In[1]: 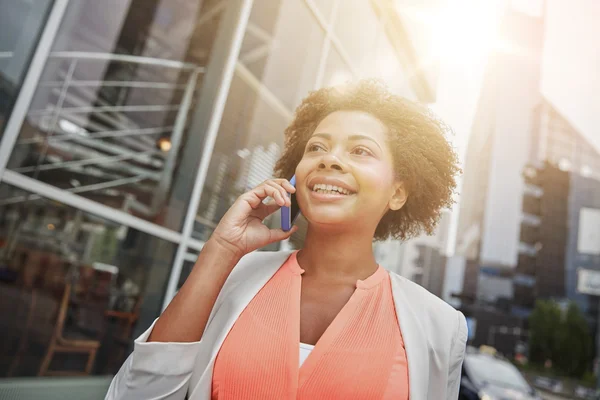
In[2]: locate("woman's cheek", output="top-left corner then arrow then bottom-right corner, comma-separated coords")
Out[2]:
362,167 -> 394,191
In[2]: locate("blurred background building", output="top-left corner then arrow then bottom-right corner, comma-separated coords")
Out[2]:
455,1 -> 600,362
0,0 -> 444,393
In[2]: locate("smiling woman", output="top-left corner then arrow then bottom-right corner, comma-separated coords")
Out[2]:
275,80 -> 461,240
106,80 -> 467,400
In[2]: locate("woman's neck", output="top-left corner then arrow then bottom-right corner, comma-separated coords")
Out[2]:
296,225 -> 379,283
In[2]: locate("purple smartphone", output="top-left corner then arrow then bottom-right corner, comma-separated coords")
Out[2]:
281,175 -> 300,231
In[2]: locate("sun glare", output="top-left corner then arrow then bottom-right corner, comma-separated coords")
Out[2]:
435,0 -> 503,65
400,0 -> 504,71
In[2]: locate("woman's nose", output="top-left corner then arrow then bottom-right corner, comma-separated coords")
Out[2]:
319,153 -> 345,171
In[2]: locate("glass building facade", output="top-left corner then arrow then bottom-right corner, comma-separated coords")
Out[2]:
0,0 -> 435,393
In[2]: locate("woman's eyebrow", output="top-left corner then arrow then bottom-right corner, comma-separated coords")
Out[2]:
310,132 -> 382,151
311,132 -> 382,150
348,134 -> 382,151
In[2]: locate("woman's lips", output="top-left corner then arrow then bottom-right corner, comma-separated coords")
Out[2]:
308,189 -> 354,202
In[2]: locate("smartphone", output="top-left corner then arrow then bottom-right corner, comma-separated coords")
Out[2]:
281,175 -> 300,231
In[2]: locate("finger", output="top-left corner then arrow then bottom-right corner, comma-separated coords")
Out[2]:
281,179 -> 296,194
268,225 -> 299,243
265,181 -> 290,207
268,178 -> 296,193
272,189 -> 285,206
262,183 -> 286,206
263,199 -> 277,206
244,184 -> 284,208
275,178 -> 296,195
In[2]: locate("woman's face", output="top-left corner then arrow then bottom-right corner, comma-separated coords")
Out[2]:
294,110 -> 407,234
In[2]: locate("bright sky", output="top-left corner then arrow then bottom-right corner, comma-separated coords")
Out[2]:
541,0 -> 600,154
396,0 -> 507,158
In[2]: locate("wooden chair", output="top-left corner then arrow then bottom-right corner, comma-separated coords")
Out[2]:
38,267 -> 103,376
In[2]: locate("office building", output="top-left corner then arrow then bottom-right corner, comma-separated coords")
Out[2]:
520,102 -> 600,316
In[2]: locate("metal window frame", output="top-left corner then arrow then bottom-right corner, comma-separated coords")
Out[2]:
311,0 -> 343,88
2,170 -> 185,244
162,0 -> 255,309
304,0 -> 357,77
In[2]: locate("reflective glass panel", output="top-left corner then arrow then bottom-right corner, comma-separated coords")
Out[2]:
0,183 -> 176,377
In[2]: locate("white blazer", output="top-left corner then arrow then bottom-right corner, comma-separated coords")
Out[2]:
106,250 -> 467,400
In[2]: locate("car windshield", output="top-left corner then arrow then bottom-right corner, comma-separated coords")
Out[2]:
465,354 -> 531,393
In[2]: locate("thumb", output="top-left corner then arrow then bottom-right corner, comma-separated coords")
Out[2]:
268,225 -> 298,243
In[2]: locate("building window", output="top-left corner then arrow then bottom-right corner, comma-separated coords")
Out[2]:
4,0 -> 224,232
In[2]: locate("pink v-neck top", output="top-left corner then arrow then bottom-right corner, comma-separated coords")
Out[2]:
211,252 -> 409,399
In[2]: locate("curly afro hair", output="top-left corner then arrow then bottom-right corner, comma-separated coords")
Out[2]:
273,79 -> 460,241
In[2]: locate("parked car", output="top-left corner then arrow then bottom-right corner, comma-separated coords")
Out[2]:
532,376 -> 563,393
459,352 -> 542,400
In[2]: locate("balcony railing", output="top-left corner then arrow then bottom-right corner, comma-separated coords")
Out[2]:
4,51 -> 204,216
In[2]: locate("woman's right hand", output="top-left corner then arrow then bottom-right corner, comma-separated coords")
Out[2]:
210,179 -> 298,259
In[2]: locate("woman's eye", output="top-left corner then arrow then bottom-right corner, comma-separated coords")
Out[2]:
307,143 -> 326,152
352,147 -> 372,156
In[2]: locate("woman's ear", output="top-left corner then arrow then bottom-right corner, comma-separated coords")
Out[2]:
389,182 -> 408,211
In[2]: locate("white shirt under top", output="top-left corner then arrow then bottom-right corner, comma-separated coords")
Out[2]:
299,342 -> 315,367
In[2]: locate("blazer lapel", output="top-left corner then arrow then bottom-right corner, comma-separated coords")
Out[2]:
390,273 -> 430,400
188,250 -> 294,399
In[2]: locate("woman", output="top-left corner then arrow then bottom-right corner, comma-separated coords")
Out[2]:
106,80 -> 467,400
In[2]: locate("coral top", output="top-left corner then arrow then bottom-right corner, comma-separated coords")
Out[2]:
212,252 -> 409,399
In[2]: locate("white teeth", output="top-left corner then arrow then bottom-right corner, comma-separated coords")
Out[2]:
311,183 -> 352,195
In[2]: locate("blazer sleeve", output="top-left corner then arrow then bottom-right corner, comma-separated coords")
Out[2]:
105,319 -> 202,400
446,311 -> 468,400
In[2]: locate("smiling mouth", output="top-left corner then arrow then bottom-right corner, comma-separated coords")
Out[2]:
311,183 -> 355,195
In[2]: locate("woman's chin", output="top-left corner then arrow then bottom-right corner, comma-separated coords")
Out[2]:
304,214 -> 355,231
